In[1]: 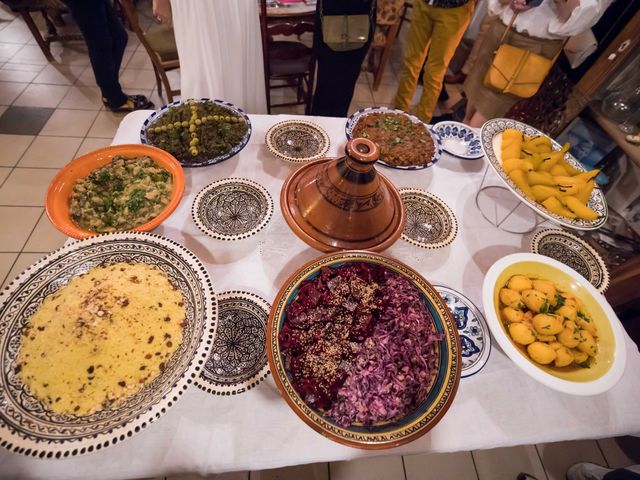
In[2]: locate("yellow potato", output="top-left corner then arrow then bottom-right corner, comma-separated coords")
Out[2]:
559,293 -> 577,308
553,175 -> 589,186
576,312 -> 597,336
537,334 -> 556,342
500,288 -> 524,309
532,313 -> 563,335
541,197 -> 577,218
537,150 -> 563,172
548,341 -> 563,350
558,158 -> 583,175
502,306 -> 524,323
532,279 -> 557,306
522,289 -> 547,313
523,135 -> 552,153
557,320 -> 580,348
556,184 -> 581,197
507,275 -> 533,292
563,196 -> 599,221
532,185 -> 562,202
556,305 -> 577,322
527,171 -> 557,186
549,164 -> 570,176
503,158 -> 534,174
527,342 -> 557,365
501,129 -> 523,160
507,169 -> 536,201
554,346 -> 574,367
577,330 -> 597,357
575,180 -> 595,204
509,322 -> 537,345
572,169 -> 599,183
571,349 -> 589,364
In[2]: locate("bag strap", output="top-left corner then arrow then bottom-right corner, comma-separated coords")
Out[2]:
497,12 -> 569,63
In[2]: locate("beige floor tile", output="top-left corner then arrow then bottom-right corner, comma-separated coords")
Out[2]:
0,251 -> 18,285
0,168 -> 58,206
58,85 -> 104,110
0,42 -> 22,61
598,437 -> 640,468
0,166 -> 9,184
0,105 -> 6,116
18,135 -> 82,168
1,62 -> 44,72
2,252 -> 47,288
75,137 -> 112,157
75,65 -> 98,87
32,63 -> 86,85
13,83 -> 70,108
0,134 -> 34,166
473,445 -> 546,480
0,25 -> 31,44
0,80 -> 26,104
251,463 -> 328,480
331,456 -> 405,480
537,440 -> 607,480
10,44 -> 50,65
404,451 -> 477,480
22,213 -> 68,253
87,110 -> 126,138
352,83 -> 374,105
0,66 -> 39,82
119,67 -> 157,90
40,109 -> 99,137
166,472 -> 249,480
0,206 -> 42,251
125,49 -> 154,70
51,43 -> 91,66
372,84 -> 399,105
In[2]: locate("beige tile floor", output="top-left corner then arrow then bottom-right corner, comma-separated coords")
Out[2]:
0,3 -> 639,480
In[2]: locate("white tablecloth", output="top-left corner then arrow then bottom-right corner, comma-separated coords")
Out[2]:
2,113 -> 639,479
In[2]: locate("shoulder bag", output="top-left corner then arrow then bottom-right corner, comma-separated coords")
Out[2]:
320,0 -> 374,52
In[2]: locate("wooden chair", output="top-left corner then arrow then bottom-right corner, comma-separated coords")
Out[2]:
259,0 -> 316,114
117,0 -> 180,102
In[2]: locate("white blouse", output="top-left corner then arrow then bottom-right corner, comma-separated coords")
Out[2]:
488,0 -> 613,39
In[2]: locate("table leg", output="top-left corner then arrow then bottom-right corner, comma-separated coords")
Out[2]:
19,10 -> 54,62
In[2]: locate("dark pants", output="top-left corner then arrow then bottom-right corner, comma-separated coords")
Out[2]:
63,0 -> 128,108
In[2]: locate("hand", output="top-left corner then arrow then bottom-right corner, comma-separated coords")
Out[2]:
510,0 -> 535,12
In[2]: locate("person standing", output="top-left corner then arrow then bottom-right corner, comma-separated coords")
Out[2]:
394,0 -> 474,123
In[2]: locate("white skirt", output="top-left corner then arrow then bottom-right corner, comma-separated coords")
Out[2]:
170,0 -> 267,114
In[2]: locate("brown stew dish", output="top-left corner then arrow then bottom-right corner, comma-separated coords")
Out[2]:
352,113 -> 435,167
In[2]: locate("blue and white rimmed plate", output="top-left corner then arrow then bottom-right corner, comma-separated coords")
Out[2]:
140,98 -> 252,168
480,118 -> 607,231
434,285 -> 491,378
0,232 -> 217,458
432,121 -> 482,159
345,107 -> 443,170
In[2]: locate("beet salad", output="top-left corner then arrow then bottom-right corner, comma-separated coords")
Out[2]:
279,262 -> 442,427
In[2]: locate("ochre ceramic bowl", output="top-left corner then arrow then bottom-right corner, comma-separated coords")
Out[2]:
46,144 -> 185,239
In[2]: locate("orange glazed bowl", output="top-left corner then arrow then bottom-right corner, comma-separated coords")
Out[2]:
46,144 -> 185,239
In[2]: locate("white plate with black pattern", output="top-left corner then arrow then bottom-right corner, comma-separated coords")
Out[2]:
0,232 -> 217,458
266,120 -> 330,164
435,285 -> 491,378
195,291 -> 270,395
399,188 -> 458,249
480,118 -> 608,231
192,178 -> 274,241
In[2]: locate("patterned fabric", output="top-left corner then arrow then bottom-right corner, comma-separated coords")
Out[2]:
426,0 -> 470,8
376,0 -> 405,25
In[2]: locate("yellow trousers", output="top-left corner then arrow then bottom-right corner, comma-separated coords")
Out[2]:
394,1 -> 474,122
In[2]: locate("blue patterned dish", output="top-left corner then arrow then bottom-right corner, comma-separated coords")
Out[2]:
345,107 -> 443,170
434,285 -> 491,378
140,98 -> 252,168
432,121 -> 483,159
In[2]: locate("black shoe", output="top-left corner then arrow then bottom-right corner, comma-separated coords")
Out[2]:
103,95 -> 154,112
430,113 -> 454,124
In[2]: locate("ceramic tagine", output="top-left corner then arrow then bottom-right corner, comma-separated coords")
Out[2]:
280,137 -> 406,252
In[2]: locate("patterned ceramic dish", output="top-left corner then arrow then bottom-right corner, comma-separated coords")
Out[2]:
399,189 -> 458,249
0,232 -> 217,458
482,253 -> 625,395
140,98 -> 252,168
432,121 -> 483,159
267,251 -> 461,449
434,285 -> 491,378
192,178 -> 274,241
480,118 -> 607,230
531,229 -> 610,293
265,120 -> 330,164
345,107 -> 443,170
195,291 -> 270,396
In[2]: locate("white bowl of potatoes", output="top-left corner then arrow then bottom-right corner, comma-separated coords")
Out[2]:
482,253 -> 626,395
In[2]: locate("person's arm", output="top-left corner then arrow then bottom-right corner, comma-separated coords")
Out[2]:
553,0 -> 579,22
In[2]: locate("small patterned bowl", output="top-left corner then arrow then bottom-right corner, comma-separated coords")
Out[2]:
265,120 -> 330,164
432,121 -> 483,159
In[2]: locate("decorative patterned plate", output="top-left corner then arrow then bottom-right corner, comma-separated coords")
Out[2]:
434,285 -> 491,378
195,291 -> 270,395
265,120 -> 330,164
399,188 -> 458,249
267,251 -> 461,449
0,232 -> 217,458
140,98 -> 252,168
432,121 -> 483,159
531,229 -> 610,293
345,107 -> 443,170
480,118 -> 608,230
192,178 -> 274,241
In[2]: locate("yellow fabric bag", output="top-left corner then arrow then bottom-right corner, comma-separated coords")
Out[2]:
484,14 -> 564,98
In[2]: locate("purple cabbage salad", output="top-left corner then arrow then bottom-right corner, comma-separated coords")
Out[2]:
279,262 -> 442,427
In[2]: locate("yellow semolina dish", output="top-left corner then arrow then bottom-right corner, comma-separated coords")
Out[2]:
16,262 -> 185,416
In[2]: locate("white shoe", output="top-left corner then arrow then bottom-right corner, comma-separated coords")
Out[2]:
566,462 -> 613,480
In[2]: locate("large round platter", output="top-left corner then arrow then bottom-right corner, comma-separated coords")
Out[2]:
434,285 -> 491,378
0,232 -> 217,457
192,178 -> 274,241
140,98 -> 252,168
482,253 -> 625,396
480,118 -> 607,230
195,291 -> 270,396
531,229 -> 610,293
399,188 -> 458,249
267,251 -> 461,449
265,120 -> 330,164
345,107 -> 443,170
432,121 -> 483,159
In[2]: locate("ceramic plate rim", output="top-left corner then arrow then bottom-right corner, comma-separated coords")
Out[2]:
481,252 -> 626,396
432,121 -> 483,160
191,177 -> 274,241
265,120 -> 331,164
398,188 -> 458,249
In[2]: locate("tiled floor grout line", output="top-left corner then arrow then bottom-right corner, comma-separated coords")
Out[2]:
327,461 -> 331,480
533,445 -> 551,480
0,134 -> 37,190
470,451 -> 481,480
0,208 -> 44,286
595,439 -> 610,468
400,455 -> 408,480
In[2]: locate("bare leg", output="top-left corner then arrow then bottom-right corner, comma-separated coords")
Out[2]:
463,101 -> 477,124
468,110 -> 487,128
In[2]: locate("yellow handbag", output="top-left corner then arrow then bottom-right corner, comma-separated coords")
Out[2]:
484,14 -> 566,98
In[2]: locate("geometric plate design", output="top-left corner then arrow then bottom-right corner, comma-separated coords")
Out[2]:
432,120 -> 483,160
399,188 -> 458,249
265,120 -> 330,164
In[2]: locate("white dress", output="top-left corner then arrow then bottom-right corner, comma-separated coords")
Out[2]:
170,0 -> 267,114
